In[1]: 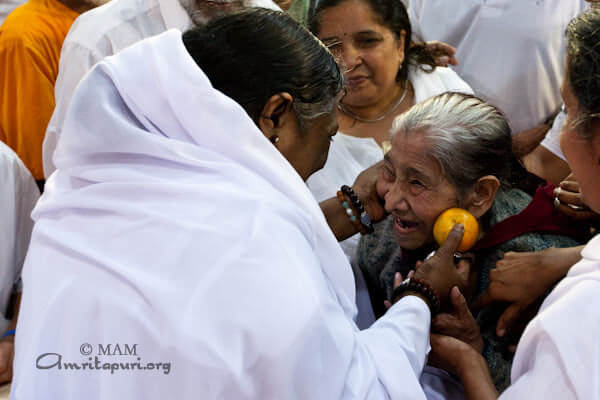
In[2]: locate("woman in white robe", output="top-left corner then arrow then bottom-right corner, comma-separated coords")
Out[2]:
11,9 -> 469,399
429,10 -> 600,399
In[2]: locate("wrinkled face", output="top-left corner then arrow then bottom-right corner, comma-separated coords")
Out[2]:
378,132 -> 462,250
317,0 -> 405,108
288,108 -> 339,181
560,73 -> 600,213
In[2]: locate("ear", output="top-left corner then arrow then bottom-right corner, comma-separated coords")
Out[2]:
396,30 -> 406,64
258,92 -> 294,142
464,176 -> 500,219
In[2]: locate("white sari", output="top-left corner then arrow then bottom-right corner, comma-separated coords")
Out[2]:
12,30 -> 431,399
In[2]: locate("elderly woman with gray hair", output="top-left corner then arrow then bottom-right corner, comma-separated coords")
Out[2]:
357,92 -> 583,393
423,9 -> 600,399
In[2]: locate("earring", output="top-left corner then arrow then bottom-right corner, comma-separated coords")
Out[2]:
270,135 -> 280,144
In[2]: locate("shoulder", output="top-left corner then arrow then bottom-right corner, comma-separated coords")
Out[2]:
63,0 -> 163,55
409,65 -> 473,101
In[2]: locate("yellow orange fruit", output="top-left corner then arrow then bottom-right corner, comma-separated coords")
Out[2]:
433,208 -> 479,252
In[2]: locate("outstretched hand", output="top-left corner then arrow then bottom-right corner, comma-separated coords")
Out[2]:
352,161 -> 387,223
554,173 -> 599,221
433,286 -> 483,353
413,224 -> 472,307
423,41 -> 459,67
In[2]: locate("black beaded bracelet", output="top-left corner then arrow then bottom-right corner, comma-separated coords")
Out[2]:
340,185 -> 374,234
391,277 -> 441,315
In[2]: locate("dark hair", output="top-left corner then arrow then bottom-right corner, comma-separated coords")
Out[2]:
566,10 -> 600,138
182,8 -> 343,129
309,0 -> 436,82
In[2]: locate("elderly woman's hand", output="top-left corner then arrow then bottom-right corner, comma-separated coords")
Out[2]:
554,173 -> 600,221
412,224 -> 472,308
352,161 -> 387,223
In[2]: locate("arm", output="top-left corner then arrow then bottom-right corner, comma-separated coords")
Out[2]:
320,161 -> 387,242
0,38 -> 56,180
473,246 -> 583,338
522,145 -> 570,185
43,41 -> 102,177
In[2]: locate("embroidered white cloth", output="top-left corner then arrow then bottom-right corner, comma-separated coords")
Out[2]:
500,234 -> 600,399
41,0 -> 280,177
13,30 -> 432,399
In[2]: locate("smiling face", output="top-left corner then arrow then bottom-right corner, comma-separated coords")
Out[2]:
316,0 -> 405,110
377,132 -> 463,250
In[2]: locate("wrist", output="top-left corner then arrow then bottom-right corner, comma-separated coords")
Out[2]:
455,344 -> 487,378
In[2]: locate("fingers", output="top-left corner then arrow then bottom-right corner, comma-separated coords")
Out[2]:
456,258 -> 472,283
471,289 -> 493,312
435,224 -> 464,260
384,300 -> 392,310
393,272 -> 403,290
450,286 -> 469,316
559,179 -> 580,193
555,186 -> 587,208
496,302 -> 524,337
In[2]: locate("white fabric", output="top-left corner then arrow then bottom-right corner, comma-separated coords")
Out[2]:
0,142 -> 39,331
42,0 -> 280,177
540,109 -> 567,161
409,0 -> 586,134
500,234 -> 600,399
0,0 -> 24,25
13,30 -> 432,399
307,66 -> 472,261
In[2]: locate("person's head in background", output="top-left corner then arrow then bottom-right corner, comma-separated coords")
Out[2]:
183,8 -> 343,180
309,0 -> 435,112
561,9 -> 600,212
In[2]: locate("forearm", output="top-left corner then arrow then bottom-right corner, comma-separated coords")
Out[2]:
522,145 -> 570,185
319,197 -> 359,241
544,246 -> 584,282
512,124 -> 551,158
456,348 -> 498,400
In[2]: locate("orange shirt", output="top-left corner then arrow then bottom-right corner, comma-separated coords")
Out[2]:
0,0 -> 78,180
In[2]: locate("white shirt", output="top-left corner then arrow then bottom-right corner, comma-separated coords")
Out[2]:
13,30 -> 432,399
500,234 -> 600,399
42,0 -> 280,177
0,142 -> 39,332
0,0 -> 24,25
540,109 -> 566,161
409,0 -> 586,134
307,66 -> 472,261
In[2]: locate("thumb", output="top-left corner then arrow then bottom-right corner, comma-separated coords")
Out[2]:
450,286 -> 469,316
496,303 -> 523,337
436,224 -> 464,260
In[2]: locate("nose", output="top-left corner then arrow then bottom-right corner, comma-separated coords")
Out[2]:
384,183 -> 410,213
341,42 -> 361,73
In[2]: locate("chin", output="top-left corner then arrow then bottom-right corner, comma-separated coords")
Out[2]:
393,234 -> 427,251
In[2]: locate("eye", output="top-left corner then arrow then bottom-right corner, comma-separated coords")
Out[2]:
356,37 -> 381,48
409,179 -> 424,187
381,164 -> 395,181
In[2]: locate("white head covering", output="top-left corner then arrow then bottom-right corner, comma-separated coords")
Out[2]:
14,29 -> 435,400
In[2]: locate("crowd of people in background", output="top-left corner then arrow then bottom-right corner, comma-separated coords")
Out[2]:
0,0 -> 599,398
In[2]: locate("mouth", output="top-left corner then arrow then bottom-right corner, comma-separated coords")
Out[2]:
345,76 -> 368,89
393,216 -> 421,234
